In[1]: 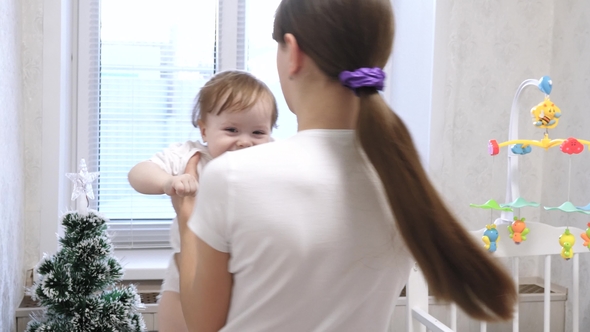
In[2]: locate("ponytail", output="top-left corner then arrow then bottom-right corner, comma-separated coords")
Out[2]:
272,0 -> 517,320
356,90 -> 517,320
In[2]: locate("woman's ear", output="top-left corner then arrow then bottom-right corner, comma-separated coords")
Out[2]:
283,33 -> 303,77
198,120 -> 207,143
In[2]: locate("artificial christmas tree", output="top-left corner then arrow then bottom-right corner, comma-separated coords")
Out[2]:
26,159 -> 146,332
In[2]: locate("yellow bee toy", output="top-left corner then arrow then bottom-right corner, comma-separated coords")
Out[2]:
531,97 -> 561,129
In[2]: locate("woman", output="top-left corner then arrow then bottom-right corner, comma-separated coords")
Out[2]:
173,0 -> 517,331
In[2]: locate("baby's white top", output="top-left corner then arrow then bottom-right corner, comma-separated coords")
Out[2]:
189,129 -> 412,332
150,140 -> 212,252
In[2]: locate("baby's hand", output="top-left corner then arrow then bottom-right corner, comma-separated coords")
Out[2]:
164,174 -> 198,196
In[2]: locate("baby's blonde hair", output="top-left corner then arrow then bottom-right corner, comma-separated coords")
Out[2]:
192,70 -> 278,128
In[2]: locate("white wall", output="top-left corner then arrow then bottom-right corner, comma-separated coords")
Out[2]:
387,0 -> 436,166
0,0 -> 25,330
21,0 -> 74,272
22,0 -> 45,279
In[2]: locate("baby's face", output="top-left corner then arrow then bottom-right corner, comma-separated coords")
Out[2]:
200,98 -> 274,158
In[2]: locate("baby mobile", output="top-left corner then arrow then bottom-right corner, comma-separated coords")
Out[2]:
470,76 -> 590,260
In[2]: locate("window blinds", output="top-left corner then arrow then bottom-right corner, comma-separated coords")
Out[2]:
85,0 -> 218,248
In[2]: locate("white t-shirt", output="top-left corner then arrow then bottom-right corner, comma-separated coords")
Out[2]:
188,129 -> 413,332
150,140 -> 212,252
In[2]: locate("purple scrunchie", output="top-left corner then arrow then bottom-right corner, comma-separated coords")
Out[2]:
338,67 -> 385,92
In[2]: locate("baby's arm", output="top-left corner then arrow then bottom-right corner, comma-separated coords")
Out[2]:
128,158 -> 199,196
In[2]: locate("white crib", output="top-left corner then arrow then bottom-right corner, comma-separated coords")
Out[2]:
402,76 -> 589,332
402,222 -> 588,332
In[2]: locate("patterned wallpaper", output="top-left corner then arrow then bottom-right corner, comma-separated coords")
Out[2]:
0,0 -> 25,330
544,2 -> 590,331
431,0 -> 590,329
432,0 -> 551,275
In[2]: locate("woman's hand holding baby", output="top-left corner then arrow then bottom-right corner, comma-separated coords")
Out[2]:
170,153 -> 200,226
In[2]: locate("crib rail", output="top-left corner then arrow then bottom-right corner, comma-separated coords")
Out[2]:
411,307 -> 453,332
468,221 -> 586,332
406,263 -> 454,332
404,221 -> 585,332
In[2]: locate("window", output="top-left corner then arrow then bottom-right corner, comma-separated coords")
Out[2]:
77,0 -> 295,249
244,0 -> 296,140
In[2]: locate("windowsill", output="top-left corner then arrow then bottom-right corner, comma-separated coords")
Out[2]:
115,248 -> 173,280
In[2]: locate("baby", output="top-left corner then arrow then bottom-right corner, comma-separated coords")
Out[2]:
128,70 -> 278,332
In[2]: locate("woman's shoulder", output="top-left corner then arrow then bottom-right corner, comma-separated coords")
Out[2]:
227,140 -> 287,167
202,141 -> 286,179
203,131 -> 359,180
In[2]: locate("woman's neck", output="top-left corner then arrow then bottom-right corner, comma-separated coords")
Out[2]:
295,79 -> 360,131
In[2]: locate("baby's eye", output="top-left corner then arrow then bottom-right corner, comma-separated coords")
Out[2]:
253,130 -> 267,135
225,128 -> 238,133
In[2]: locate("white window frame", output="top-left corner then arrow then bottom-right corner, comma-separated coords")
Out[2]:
40,0 -> 436,280
40,0 -> 76,261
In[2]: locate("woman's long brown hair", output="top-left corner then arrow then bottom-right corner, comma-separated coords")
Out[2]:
273,0 -> 517,321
